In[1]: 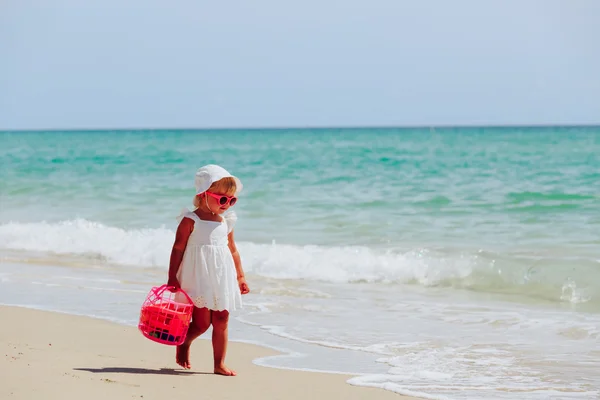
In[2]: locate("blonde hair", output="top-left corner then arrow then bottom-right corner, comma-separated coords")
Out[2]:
193,177 -> 237,208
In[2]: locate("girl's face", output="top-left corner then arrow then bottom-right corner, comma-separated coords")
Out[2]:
204,191 -> 237,214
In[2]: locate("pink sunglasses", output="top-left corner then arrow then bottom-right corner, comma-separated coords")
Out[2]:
205,191 -> 237,206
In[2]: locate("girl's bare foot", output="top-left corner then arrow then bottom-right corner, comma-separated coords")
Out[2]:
214,364 -> 236,376
176,344 -> 191,369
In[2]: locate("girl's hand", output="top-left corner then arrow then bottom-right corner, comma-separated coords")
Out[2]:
238,277 -> 250,295
167,276 -> 181,292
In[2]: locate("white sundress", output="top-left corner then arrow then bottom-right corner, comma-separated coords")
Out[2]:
175,209 -> 242,311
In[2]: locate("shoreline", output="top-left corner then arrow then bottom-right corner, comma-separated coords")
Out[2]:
0,305 -> 416,400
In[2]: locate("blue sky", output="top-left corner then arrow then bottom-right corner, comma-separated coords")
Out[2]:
1,0 -> 599,130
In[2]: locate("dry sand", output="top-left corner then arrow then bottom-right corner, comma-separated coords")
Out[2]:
1,306 -> 414,399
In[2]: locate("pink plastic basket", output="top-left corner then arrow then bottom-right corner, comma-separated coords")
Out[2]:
138,285 -> 194,346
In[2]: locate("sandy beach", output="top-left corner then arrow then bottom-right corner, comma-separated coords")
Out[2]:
0,306 -> 413,400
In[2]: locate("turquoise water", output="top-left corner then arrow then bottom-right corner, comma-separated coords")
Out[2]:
3,128 -> 599,245
1,127 -> 599,399
2,127 -> 599,305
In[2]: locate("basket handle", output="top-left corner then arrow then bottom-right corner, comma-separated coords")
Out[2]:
153,284 -> 194,305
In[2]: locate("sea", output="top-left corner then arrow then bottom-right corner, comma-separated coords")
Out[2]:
1,127 -> 599,399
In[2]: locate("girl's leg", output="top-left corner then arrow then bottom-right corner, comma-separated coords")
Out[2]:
176,306 -> 211,369
210,310 -> 235,376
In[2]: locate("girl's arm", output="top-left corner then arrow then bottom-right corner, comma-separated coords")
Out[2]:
228,229 -> 250,294
167,217 -> 194,289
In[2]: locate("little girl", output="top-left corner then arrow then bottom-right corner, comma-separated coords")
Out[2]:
167,164 -> 250,376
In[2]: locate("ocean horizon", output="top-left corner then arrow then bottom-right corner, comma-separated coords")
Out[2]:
3,123 -> 600,133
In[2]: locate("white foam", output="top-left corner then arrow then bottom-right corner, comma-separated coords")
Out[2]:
351,343 -> 600,400
240,242 -> 476,285
0,219 -> 478,285
0,219 -> 173,267
1,219 -> 598,309
561,278 -> 592,304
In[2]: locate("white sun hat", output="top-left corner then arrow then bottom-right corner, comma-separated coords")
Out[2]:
194,164 -> 243,195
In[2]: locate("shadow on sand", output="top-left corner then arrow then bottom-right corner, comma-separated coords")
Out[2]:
74,367 -> 210,376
